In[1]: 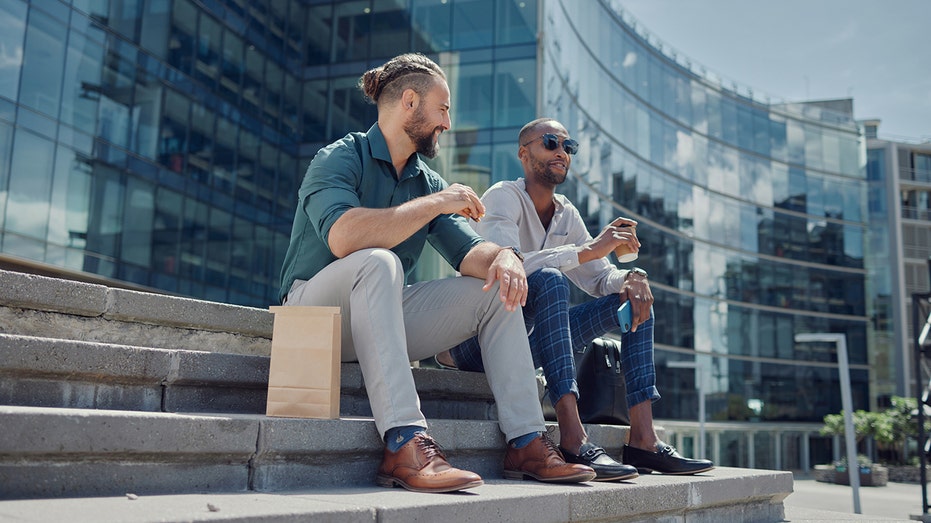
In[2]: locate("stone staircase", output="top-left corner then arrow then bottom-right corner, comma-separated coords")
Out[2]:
0,268 -> 793,522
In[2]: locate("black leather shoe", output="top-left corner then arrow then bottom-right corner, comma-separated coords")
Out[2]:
622,442 -> 714,475
560,442 -> 639,481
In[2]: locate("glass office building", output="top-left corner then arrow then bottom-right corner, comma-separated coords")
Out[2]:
0,0 -> 882,468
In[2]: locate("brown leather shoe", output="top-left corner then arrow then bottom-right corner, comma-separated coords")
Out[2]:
503,433 -> 596,483
376,433 -> 484,493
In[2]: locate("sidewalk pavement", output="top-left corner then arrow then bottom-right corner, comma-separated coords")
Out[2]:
784,473 -> 929,522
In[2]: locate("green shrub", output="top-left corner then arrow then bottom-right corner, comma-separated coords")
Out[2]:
819,396 -> 931,465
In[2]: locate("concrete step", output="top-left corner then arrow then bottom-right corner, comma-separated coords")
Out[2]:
0,469 -> 794,523
0,269 -> 273,356
0,333 -> 502,419
0,405 -> 633,500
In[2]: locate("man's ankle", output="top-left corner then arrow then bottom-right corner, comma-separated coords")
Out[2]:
385,426 -> 425,452
626,436 -> 659,450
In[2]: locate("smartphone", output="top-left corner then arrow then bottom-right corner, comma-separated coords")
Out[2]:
617,301 -> 632,333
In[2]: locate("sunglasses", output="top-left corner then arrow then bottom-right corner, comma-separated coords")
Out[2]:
522,133 -> 579,155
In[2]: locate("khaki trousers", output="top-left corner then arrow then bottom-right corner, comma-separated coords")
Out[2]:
286,248 -> 545,441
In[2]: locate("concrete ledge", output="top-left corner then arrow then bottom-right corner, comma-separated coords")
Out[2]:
0,268 -> 274,340
0,334 -> 170,411
0,305 -> 273,356
105,288 -> 273,337
0,406 -> 260,499
0,334 -> 271,413
0,470 -> 793,523
0,269 -> 108,317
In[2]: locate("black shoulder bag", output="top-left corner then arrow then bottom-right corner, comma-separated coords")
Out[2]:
542,338 -> 630,425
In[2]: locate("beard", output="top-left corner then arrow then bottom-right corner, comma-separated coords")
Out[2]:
404,106 -> 441,158
529,154 -> 568,186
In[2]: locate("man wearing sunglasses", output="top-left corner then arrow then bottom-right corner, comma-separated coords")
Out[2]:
438,117 -> 713,479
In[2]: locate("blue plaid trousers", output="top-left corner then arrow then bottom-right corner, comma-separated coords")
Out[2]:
449,267 -> 660,408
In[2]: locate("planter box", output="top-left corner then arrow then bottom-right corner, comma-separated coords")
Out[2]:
833,465 -> 888,487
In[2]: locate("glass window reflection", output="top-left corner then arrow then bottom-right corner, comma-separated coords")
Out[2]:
0,0 -> 26,101
493,59 -> 534,128
451,62 -> 492,130
6,130 -> 54,242
452,0 -> 494,49
20,9 -> 66,118
496,0 -> 536,45
411,0 -> 451,52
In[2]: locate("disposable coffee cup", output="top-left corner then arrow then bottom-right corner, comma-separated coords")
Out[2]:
614,226 -> 638,263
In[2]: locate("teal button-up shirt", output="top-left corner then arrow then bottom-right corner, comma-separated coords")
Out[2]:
278,123 -> 484,303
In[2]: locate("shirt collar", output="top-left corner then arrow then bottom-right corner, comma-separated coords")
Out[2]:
517,177 -> 565,212
366,123 -> 428,180
366,123 -> 392,163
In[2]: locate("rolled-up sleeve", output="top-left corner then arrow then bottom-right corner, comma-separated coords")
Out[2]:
429,214 -> 485,271
299,143 -> 362,246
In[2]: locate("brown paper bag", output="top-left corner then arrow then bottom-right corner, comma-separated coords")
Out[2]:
266,305 -> 342,419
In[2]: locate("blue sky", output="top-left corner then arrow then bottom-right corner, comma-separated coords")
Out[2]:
618,0 -> 930,142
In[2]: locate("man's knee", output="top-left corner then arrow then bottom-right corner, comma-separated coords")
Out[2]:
355,248 -> 404,283
528,267 -> 569,297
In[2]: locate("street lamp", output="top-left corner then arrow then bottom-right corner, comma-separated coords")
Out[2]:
794,333 -> 860,515
668,359 -> 706,459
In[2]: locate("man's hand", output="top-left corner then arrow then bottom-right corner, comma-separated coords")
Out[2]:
619,269 -> 652,332
580,217 -> 639,264
483,247 -> 527,311
436,183 -> 485,221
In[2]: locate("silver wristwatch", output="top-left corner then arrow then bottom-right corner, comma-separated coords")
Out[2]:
629,267 -> 648,278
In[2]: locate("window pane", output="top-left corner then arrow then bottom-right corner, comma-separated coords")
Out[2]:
188,102 -> 215,184
168,0 -> 196,74
493,58 -> 534,128
496,0 -> 536,45
158,89 -> 188,173
60,32 -> 103,131
6,130 -> 54,241
333,1 -> 369,62
452,62 -> 492,129
180,196 -> 206,280
194,13 -> 221,90
122,177 -> 154,266
0,121 -> 13,227
305,4 -> 332,65
330,75 -> 373,139
97,38 -> 136,148
219,30 -> 243,105
371,0 -> 411,59
452,0 -> 493,49
85,165 -> 123,258
140,0 -> 171,59
411,0 -> 451,52
20,9 -> 66,117
47,145 -> 91,259
0,0 -> 27,101
153,186 -> 181,277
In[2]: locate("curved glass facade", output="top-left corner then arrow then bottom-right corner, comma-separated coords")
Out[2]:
540,0 -> 874,427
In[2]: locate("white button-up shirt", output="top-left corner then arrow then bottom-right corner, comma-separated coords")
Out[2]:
472,178 -> 629,298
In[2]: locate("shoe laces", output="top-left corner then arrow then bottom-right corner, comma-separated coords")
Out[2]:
415,434 -> 448,461
540,432 -> 562,458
